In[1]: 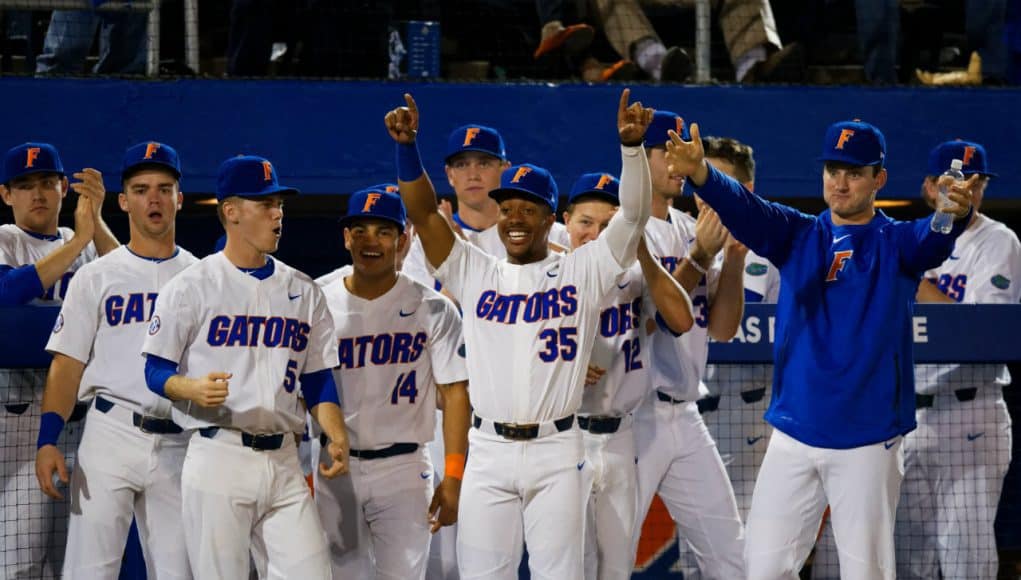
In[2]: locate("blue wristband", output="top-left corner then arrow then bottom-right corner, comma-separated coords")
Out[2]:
144,355 -> 179,399
37,412 -> 65,448
396,142 -> 425,182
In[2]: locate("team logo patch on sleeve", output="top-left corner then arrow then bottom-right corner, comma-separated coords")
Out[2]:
148,315 -> 162,335
991,275 -> 1011,290
745,263 -> 768,276
52,313 -> 63,334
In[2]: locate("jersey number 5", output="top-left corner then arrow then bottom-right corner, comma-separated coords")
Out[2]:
391,370 -> 419,404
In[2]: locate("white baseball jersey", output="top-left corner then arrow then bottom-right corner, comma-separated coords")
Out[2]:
0,224 -> 97,305
743,250 -> 780,303
318,271 -> 467,449
401,236 -> 440,288
469,221 -> 571,257
46,246 -> 198,415
433,230 -> 625,423
580,263 -> 653,416
644,207 -> 721,401
915,214 -> 1021,395
141,253 -> 339,434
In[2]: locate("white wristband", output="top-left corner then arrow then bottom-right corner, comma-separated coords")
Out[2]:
686,255 -> 709,275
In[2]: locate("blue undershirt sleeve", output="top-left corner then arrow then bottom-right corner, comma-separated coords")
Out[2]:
300,369 -> 340,408
144,355 -> 179,399
0,264 -> 44,306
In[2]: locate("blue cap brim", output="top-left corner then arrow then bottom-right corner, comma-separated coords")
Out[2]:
489,187 -> 555,210
123,160 -> 181,180
444,147 -> 506,163
566,190 -> 619,207
6,167 -> 65,183
816,154 -> 883,167
338,214 -> 406,232
218,184 -> 300,200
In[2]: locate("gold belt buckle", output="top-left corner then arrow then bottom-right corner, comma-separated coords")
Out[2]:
501,422 -> 539,440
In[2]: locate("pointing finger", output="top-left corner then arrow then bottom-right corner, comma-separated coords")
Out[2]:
618,88 -> 630,115
690,122 -> 701,143
404,93 -> 418,114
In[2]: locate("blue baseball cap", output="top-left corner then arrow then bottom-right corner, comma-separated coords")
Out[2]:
215,155 -> 299,201
644,110 -> 688,148
567,172 -> 620,206
122,141 -> 181,180
3,142 -> 64,184
489,163 -> 558,211
818,120 -> 886,167
340,187 -> 407,233
445,125 -> 507,163
927,139 -> 996,177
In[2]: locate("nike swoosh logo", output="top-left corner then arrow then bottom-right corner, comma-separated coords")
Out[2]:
420,471 -> 431,479
577,461 -> 585,470
399,309 -> 416,317
617,281 -> 630,289
967,432 -> 985,441
949,255 -> 961,260
832,234 -> 851,244
884,439 -> 897,449
746,436 -> 763,446
288,293 -> 301,300
546,270 -> 559,278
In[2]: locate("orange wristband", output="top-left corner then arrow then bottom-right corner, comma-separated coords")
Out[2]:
445,453 -> 466,480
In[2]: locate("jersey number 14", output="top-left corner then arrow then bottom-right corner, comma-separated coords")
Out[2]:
391,370 -> 419,404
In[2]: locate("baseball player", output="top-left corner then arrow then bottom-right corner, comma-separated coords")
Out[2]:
384,89 -> 653,579
313,186 -> 470,579
666,119 -> 975,579
677,136 -> 780,578
34,141 -> 196,578
0,142 -> 118,577
895,139 -> 1019,579
562,172 -> 693,580
631,112 -> 748,579
140,155 -> 350,578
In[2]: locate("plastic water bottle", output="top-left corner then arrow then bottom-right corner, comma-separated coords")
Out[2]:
930,159 -> 963,234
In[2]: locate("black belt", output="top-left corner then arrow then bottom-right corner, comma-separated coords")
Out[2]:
96,396 -> 183,434
5,401 -> 88,420
740,388 -> 767,404
656,390 -> 686,405
473,414 -> 575,440
697,396 -> 720,414
916,387 -> 980,409
318,434 -> 418,459
578,415 -> 622,434
199,427 -> 285,451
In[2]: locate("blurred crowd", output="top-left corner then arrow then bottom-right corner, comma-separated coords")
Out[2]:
2,0 -> 1019,85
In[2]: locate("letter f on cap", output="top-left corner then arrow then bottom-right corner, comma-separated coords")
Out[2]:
261,161 -> 273,182
962,146 -> 976,166
463,127 -> 481,146
595,174 -> 612,190
144,142 -> 161,159
835,129 -> 855,150
362,192 -> 382,212
511,166 -> 532,183
25,147 -> 40,168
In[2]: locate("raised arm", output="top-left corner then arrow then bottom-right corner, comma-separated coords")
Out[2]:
601,89 -> 654,269
637,237 -> 693,335
385,94 -> 457,269
665,124 -> 811,267
900,174 -> 975,276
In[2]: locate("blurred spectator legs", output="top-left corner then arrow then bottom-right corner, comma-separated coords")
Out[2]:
854,0 -> 899,83
36,10 -> 146,75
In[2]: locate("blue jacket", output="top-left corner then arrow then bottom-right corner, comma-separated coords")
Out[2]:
696,163 -> 969,448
